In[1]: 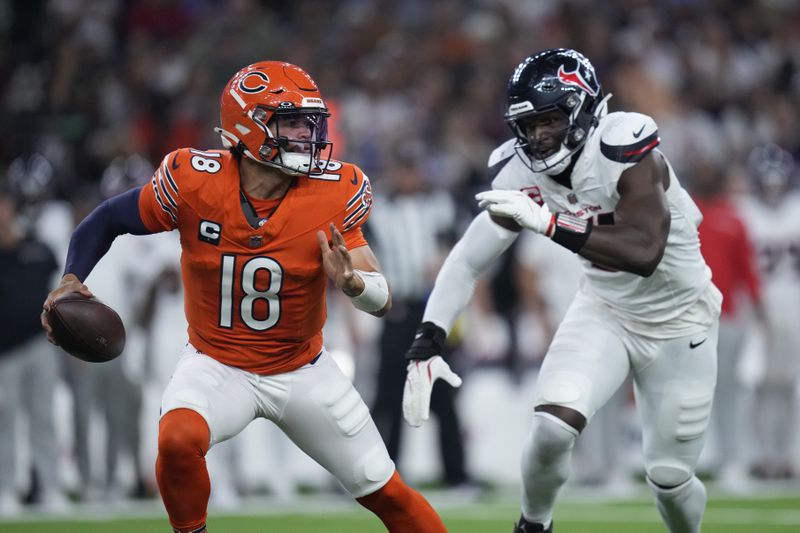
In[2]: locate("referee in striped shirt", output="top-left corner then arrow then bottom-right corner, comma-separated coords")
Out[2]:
367,153 -> 471,489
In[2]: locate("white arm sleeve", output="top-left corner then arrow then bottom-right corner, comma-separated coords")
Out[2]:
422,211 -> 519,333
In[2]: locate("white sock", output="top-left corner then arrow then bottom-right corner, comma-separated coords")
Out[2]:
520,412 -> 578,525
647,475 -> 706,533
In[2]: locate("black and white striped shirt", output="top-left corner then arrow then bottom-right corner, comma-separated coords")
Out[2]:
367,191 -> 455,300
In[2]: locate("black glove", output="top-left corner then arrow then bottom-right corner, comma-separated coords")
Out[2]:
404,321 -> 447,361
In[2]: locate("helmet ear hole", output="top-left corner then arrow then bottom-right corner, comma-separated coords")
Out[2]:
253,108 -> 268,122
568,129 -> 585,147
566,94 -> 580,109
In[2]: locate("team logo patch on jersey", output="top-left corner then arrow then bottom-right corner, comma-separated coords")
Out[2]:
343,176 -> 373,232
198,220 -> 222,245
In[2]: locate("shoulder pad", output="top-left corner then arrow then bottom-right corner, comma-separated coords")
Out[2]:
488,139 -> 517,181
344,162 -> 368,190
166,148 -> 230,193
599,112 -> 660,164
155,149 -> 185,197
488,138 -> 517,167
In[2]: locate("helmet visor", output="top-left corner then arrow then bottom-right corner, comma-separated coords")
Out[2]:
270,109 -> 329,152
262,107 -> 332,175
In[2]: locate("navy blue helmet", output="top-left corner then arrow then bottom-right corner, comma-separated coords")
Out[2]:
505,48 -> 606,174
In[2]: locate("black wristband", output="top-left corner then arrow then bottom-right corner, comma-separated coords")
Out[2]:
404,321 -> 447,361
550,213 -> 592,253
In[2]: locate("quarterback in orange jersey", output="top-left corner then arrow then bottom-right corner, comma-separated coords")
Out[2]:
138,146 -> 374,375
41,61 -> 447,533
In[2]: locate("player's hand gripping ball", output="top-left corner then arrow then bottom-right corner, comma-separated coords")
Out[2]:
47,294 -> 126,362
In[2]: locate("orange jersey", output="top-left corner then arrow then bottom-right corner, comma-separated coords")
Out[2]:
138,148 -> 373,375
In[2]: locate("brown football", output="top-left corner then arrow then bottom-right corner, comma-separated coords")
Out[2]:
47,294 -> 126,363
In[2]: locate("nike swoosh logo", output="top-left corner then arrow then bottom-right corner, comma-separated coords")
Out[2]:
632,125 -> 645,138
350,172 -> 358,185
171,154 -> 180,170
689,338 -> 707,349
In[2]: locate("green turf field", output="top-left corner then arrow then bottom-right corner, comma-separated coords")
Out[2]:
1,493 -> 798,532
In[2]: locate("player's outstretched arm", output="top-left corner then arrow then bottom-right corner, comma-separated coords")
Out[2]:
421,211 -> 519,333
41,187 -> 154,342
476,152 -> 670,277
401,211 -> 519,427
64,186 -> 153,281
317,223 -> 392,317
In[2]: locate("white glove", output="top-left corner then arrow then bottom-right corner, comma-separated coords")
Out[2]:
475,190 -> 554,235
403,356 -> 462,427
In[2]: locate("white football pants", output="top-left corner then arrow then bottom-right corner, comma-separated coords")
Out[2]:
161,345 -> 395,498
523,288 -> 718,529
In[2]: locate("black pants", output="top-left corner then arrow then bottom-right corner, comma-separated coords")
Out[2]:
371,299 -> 468,486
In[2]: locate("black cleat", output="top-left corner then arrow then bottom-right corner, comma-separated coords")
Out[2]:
512,515 -> 552,532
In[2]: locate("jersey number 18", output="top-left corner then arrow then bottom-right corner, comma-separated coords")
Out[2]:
219,255 -> 283,331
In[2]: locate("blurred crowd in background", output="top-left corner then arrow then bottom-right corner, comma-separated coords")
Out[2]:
1,0 -> 799,517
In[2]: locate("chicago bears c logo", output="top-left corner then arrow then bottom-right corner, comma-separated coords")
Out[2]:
239,71 -> 270,94
557,64 -> 598,96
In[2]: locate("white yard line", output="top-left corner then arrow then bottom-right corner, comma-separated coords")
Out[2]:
442,504 -> 800,526
2,493 -> 799,526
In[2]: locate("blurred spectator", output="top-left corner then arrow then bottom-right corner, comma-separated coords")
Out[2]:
5,153 -> 72,258
693,159 -> 764,491
0,183 -> 68,515
3,0 -> 798,193
738,144 -> 800,481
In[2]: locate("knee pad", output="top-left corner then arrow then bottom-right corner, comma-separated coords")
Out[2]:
347,443 -> 395,498
526,413 -> 579,463
536,370 -> 592,416
158,408 -> 210,460
646,459 -> 693,488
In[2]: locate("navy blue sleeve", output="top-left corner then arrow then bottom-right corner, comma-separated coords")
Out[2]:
64,186 -> 154,281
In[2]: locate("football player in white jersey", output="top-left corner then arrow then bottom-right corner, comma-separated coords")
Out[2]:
738,144 -> 800,480
402,49 -> 722,533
